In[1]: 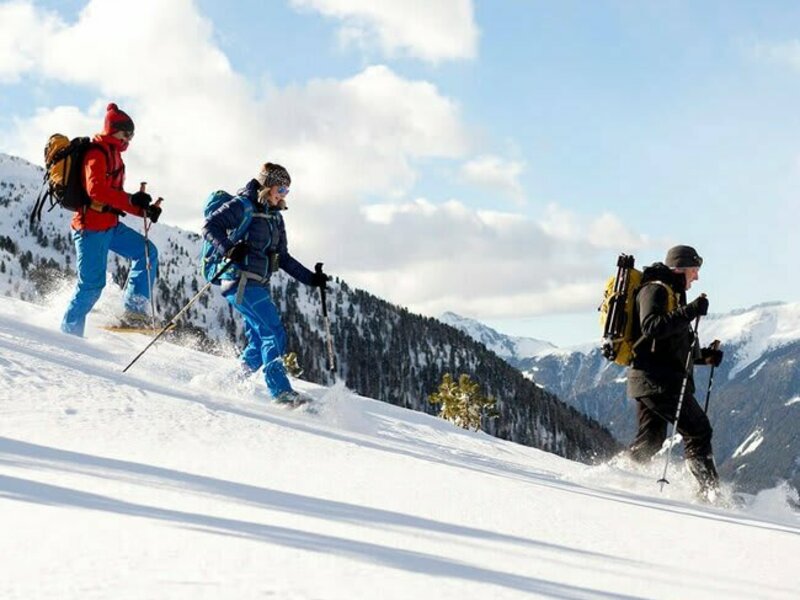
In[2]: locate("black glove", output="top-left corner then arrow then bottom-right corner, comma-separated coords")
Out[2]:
684,295 -> 709,319
145,204 -> 162,224
701,346 -> 724,367
130,191 -> 152,209
225,241 -> 249,263
311,269 -> 331,289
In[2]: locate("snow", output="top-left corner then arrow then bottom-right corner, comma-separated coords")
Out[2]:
700,303 -> 800,378
732,429 -> 766,459
0,153 -> 42,185
785,396 -> 800,407
439,312 -> 556,360
1,295 -> 799,599
749,360 -> 767,379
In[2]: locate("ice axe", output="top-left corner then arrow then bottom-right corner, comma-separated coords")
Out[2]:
315,262 -> 336,373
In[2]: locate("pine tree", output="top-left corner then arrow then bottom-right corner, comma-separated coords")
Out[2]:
283,351 -> 303,378
428,373 -> 495,431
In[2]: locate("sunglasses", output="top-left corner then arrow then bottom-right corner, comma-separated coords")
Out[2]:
277,185 -> 290,196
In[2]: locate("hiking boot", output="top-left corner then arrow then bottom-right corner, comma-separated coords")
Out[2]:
687,454 -> 721,501
273,390 -> 313,408
120,310 -> 153,329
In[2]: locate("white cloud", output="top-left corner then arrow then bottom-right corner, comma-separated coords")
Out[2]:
0,0 -> 59,82
0,0 -> 654,324
316,197 -> 651,318
0,0 -> 471,226
263,65 -> 471,201
460,154 -> 525,203
290,0 -> 479,63
588,213 -> 650,250
752,40 -> 800,70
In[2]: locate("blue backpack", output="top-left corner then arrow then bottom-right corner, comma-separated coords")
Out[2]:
200,190 -> 254,284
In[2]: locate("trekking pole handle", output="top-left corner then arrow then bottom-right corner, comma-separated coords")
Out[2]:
315,262 -> 328,318
703,339 -> 721,413
314,261 -> 336,373
139,181 -> 147,193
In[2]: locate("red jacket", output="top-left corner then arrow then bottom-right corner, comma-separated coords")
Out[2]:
71,133 -> 145,231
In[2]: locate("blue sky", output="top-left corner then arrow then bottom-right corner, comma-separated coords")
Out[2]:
1,0 -> 799,345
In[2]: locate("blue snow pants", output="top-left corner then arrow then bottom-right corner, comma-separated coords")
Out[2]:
223,282 -> 292,398
61,222 -> 158,337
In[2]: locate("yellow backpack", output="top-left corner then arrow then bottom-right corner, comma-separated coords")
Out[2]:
599,254 -> 676,366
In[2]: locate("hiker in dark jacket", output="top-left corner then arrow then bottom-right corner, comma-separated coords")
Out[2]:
202,162 -> 329,406
627,245 -> 724,499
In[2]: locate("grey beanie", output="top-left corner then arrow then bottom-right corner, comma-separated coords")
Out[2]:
665,245 -> 703,268
256,162 -> 291,188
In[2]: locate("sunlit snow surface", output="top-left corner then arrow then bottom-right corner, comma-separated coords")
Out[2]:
1,296 -> 798,599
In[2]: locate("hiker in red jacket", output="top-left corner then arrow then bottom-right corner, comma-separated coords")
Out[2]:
61,103 -> 163,336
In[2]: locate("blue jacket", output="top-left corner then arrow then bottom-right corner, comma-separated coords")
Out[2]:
201,179 -> 314,292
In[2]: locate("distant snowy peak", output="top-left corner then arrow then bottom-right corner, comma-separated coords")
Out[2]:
531,301 -> 800,378
0,152 -> 42,185
443,301 -> 800,381
439,311 -> 556,362
701,301 -> 800,377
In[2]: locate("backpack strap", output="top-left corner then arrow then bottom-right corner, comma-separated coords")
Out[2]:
83,143 -> 125,216
30,173 -> 52,224
207,195 -> 255,284
631,280 -> 679,355
230,195 -> 255,243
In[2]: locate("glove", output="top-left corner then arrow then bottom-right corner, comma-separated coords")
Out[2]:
145,204 -> 162,224
684,295 -> 709,319
130,191 -> 152,209
311,269 -> 331,289
701,346 -> 724,367
225,241 -> 249,263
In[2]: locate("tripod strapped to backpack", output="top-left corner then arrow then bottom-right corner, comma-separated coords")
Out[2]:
600,253 -> 636,363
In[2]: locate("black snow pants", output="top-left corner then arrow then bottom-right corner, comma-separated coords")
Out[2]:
629,392 -> 713,462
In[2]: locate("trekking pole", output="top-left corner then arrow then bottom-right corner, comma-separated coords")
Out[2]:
703,339 -> 721,413
315,262 -> 336,373
122,259 -> 235,373
658,308 -> 703,491
138,182 -> 157,329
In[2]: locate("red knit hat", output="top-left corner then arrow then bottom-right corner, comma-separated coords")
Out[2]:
103,103 -> 134,135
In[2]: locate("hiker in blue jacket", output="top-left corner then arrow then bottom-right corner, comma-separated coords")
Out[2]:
202,162 -> 329,405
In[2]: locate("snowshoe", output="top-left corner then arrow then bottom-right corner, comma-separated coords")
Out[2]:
273,390 -> 315,410
118,310 -> 155,329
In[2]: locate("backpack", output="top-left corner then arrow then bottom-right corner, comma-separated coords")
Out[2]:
200,190 -> 254,284
30,134 -> 110,223
598,254 -> 677,366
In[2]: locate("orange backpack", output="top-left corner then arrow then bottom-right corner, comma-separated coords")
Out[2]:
30,134 -> 108,223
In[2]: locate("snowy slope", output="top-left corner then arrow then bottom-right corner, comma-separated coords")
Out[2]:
1,296 -> 798,599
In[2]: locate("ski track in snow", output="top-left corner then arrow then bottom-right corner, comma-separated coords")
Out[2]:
0,296 -> 799,599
